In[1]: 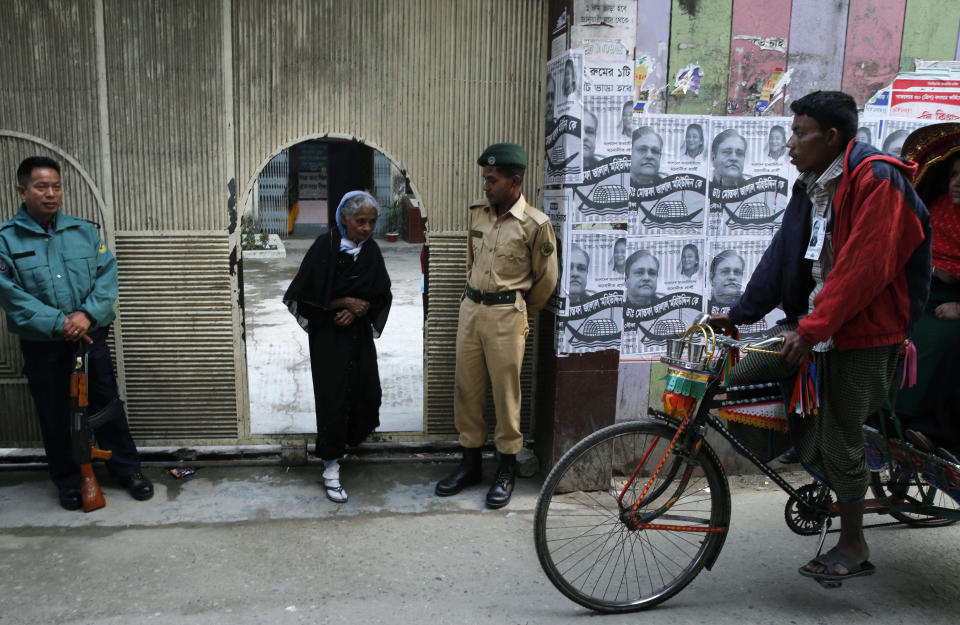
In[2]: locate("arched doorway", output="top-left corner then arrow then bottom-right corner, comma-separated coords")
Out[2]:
240,137 -> 425,437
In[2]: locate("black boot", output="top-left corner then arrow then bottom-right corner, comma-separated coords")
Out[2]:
485,453 -> 516,509
435,447 -> 482,496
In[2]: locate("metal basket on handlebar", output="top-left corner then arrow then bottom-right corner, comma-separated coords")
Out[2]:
660,323 -> 717,420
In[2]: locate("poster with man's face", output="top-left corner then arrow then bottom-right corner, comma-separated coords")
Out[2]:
706,238 -> 781,339
545,50 -> 585,185
707,118 -> 793,237
569,60 -> 634,226
628,114 -> 710,236
557,227 -> 626,354
619,236 -> 705,358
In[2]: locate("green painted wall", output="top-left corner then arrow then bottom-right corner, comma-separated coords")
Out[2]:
900,0 -> 960,71
666,0 -> 733,114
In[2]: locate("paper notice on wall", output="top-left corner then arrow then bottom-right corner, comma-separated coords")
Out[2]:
878,118 -> 938,157
583,60 -> 635,158
707,117 -> 793,237
620,236 -> 706,359
557,226 -> 626,354
855,119 -> 882,147
672,64 -> 703,96
890,77 -> 960,120
546,50 -> 585,185
629,115 -> 710,236
571,1 -> 637,59
543,188 -> 570,314
706,238 -> 780,339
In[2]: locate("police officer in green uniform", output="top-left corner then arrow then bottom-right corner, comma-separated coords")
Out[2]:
435,143 -> 558,508
0,157 -> 152,510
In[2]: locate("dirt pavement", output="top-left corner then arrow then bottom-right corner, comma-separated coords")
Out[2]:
1,460 -> 959,625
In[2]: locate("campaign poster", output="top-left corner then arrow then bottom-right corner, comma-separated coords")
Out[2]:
706,238 -> 781,339
628,115 -> 710,236
878,118 -> 936,157
558,227 -> 625,354
543,188 -> 570,313
546,50 -> 585,185
583,60 -> 634,159
855,119 -> 882,148
707,117 -> 793,237
620,236 -> 706,358
569,60 -> 634,225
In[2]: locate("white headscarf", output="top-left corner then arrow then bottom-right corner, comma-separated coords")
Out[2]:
335,190 -> 378,261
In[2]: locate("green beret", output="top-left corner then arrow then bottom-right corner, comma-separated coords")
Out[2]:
477,142 -> 528,168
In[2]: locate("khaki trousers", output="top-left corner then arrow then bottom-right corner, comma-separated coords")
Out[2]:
454,298 -> 529,454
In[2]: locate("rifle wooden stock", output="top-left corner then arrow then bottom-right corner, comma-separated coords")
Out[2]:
79,463 -> 105,512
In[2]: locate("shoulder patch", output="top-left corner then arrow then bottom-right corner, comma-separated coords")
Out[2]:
97,240 -> 107,253
539,240 -> 554,257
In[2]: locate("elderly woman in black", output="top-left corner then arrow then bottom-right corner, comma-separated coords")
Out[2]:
283,191 -> 392,503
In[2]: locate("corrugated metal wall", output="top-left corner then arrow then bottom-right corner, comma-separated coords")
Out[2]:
0,0 -> 547,446
231,0 -> 547,230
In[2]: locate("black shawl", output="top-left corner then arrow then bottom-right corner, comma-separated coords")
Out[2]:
283,231 -> 392,336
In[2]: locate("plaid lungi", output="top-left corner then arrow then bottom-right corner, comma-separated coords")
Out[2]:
726,323 -> 900,502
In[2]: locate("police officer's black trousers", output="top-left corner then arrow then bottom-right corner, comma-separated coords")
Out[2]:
20,327 -> 141,490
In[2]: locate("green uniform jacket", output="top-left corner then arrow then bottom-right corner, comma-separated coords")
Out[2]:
0,205 -> 117,341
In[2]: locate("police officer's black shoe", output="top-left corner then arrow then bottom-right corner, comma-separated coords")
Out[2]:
435,447 -> 482,496
117,472 -> 154,501
58,487 -> 82,511
485,454 -> 516,509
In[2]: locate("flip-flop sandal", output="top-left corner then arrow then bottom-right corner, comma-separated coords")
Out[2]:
798,548 -> 876,582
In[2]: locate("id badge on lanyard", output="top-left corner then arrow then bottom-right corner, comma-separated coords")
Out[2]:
804,216 -> 827,261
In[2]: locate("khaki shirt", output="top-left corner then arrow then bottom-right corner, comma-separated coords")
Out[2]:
466,194 -> 558,315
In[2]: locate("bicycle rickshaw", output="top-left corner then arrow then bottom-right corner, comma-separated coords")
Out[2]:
533,315 -> 960,613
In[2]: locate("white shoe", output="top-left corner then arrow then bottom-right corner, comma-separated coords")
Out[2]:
322,462 -> 348,503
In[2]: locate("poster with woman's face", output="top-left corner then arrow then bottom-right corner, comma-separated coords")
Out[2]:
619,236 -> 705,358
878,118 -> 936,157
628,115 -> 711,238
707,118 -> 793,237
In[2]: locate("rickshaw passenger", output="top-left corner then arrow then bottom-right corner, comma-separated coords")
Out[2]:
895,125 -> 960,464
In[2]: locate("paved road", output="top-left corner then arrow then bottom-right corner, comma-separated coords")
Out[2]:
1,460 -> 958,624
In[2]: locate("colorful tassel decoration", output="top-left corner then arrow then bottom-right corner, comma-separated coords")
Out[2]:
900,339 -> 917,389
789,361 -> 820,417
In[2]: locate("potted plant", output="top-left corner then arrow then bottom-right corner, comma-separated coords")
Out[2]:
383,200 -> 401,242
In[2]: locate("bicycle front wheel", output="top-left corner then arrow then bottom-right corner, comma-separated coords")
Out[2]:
533,420 -> 731,613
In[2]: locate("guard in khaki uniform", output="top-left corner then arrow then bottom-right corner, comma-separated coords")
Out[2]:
435,143 -> 558,508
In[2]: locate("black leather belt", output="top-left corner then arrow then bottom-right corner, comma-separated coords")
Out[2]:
464,284 -> 519,305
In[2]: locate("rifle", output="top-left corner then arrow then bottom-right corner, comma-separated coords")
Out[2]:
69,342 -> 113,512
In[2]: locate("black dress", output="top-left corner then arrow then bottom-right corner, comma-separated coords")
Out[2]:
283,232 -> 392,459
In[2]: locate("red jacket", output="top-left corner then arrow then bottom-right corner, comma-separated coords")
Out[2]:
797,141 -> 929,349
